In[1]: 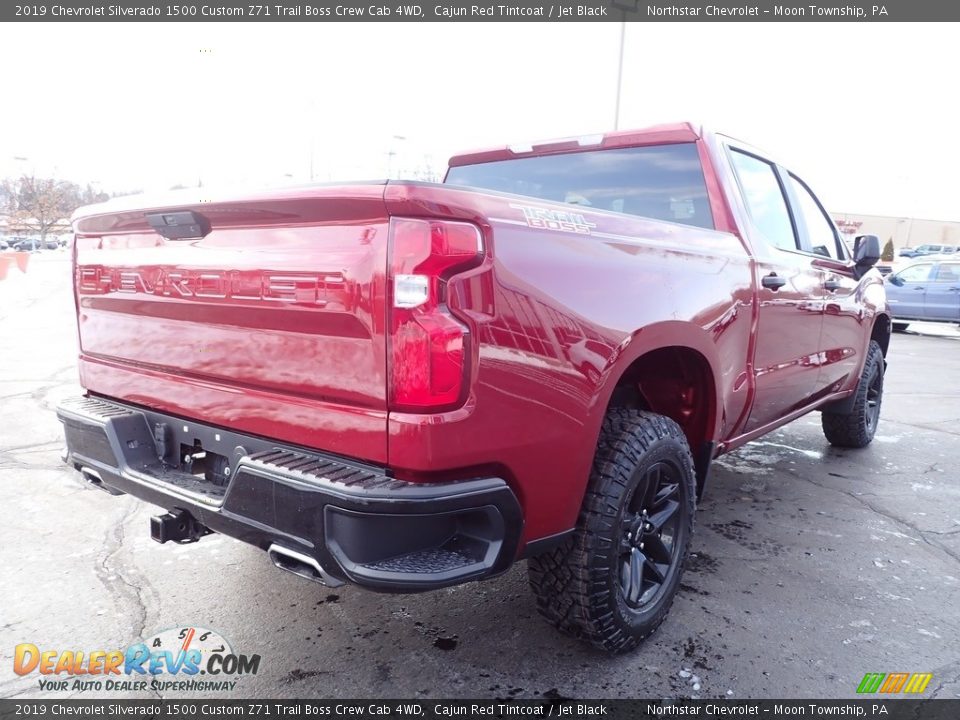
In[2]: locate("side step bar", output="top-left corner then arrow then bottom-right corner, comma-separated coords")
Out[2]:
268,543 -> 345,588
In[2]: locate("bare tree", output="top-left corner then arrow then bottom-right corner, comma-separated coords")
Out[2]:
1,175 -> 107,242
407,155 -> 442,183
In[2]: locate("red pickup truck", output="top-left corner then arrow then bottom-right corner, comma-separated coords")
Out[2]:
58,123 -> 889,652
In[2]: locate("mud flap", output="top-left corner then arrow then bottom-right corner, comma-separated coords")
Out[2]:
694,441 -> 716,502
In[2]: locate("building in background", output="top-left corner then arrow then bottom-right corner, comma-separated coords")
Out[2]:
832,212 -> 960,253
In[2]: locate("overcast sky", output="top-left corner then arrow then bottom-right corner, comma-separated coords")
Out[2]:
1,22 -> 957,219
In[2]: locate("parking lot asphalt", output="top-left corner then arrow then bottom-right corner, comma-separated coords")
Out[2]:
2,255 -> 959,701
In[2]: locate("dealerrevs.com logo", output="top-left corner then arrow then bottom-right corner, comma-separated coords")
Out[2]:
14,626 -> 260,693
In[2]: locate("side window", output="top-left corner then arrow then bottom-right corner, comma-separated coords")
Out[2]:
787,175 -> 843,260
729,150 -> 797,252
896,264 -> 933,283
934,263 -> 960,283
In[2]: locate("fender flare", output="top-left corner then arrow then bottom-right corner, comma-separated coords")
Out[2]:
598,321 -> 724,425
594,321 -> 725,498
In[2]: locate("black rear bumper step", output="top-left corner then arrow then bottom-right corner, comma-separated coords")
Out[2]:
57,395 -> 523,592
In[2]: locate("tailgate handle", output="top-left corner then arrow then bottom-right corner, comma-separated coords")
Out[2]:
146,210 -> 210,240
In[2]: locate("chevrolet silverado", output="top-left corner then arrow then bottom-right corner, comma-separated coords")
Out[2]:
58,123 -> 889,652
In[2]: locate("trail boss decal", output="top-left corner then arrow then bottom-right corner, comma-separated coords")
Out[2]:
510,204 -> 597,235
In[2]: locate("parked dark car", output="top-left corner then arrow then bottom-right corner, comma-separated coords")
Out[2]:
885,258 -> 960,330
11,238 -> 42,252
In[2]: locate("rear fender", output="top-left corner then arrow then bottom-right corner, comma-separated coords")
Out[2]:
586,321 -> 724,500
598,321 -> 723,426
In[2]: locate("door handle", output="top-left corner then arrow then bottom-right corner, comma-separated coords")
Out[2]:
761,273 -> 787,290
824,278 -> 842,292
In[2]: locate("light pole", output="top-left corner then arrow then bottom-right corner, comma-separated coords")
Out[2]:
307,96 -> 321,182
309,136 -> 315,182
386,135 -> 406,179
11,156 -> 30,177
613,21 -> 626,130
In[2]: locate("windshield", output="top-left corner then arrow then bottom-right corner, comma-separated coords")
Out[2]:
445,143 -> 715,230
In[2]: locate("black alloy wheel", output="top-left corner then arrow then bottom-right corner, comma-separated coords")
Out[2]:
618,461 -> 685,609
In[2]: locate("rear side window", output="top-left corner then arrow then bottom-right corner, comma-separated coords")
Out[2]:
934,263 -> 960,282
729,150 -> 797,252
445,143 -> 715,230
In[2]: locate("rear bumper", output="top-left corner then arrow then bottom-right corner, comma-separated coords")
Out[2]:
57,395 -> 523,592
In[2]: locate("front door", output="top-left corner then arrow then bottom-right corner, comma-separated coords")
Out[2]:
781,172 -> 863,396
888,263 -> 934,318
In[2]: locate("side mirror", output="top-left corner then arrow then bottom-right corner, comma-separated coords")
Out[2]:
853,234 -> 881,278
887,274 -> 904,287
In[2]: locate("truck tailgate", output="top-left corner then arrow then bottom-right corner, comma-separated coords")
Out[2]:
72,185 -> 390,463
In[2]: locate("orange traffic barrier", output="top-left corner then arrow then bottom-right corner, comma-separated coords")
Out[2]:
13,251 -> 30,273
0,255 -> 11,281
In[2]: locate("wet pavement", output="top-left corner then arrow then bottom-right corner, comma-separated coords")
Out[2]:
2,254 -> 959,700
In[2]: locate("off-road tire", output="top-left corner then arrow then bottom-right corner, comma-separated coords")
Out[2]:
821,340 -> 885,448
527,409 -> 696,653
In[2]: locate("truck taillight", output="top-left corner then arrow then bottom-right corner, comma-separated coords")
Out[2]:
388,217 -> 483,411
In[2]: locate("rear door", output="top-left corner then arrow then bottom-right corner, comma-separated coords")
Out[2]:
726,147 -> 825,432
926,261 -> 960,320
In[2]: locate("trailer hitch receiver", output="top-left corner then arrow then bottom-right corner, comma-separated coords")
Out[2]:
150,508 -> 209,544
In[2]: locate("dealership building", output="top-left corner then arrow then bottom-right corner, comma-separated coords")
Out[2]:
831,212 -> 960,253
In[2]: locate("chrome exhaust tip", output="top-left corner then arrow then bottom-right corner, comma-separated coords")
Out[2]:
78,466 -> 124,495
79,466 -> 101,483
267,543 -> 344,588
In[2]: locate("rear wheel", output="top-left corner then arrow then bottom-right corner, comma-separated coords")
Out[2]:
527,409 -> 696,653
821,340 -> 884,448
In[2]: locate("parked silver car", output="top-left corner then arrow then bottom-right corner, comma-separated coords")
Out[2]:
885,258 -> 960,330
898,244 -> 958,259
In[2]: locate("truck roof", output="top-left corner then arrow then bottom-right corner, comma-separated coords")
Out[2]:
447,122 -> 704,168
